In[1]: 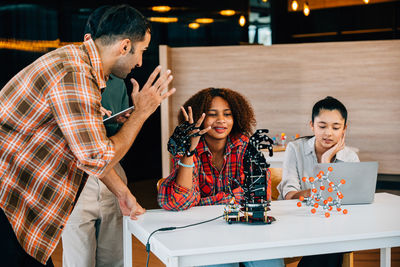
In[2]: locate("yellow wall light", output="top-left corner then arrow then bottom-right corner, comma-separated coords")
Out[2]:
303,2 -> 310,16
195,18 -> 214,24
189,23 -> 200,29
291,0 -> 299,11
220,10 -> 236,16
151,6 -> 171,12
239,15 -> 246,27
149,17 -> 178,23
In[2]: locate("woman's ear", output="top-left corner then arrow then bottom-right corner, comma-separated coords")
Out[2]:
309,120 -> 314,132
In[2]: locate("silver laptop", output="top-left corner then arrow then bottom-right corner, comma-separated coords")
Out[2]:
313,162 -> 378,205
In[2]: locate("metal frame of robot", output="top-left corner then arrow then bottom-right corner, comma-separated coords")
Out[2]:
168,122 -> 275,225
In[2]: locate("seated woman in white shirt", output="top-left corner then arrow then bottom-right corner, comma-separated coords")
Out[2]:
277,96 -> 359,267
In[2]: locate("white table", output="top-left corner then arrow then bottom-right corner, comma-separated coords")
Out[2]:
123,193 -> 400,267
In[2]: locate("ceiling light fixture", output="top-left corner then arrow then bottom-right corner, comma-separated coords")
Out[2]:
149,17 -> 178,23
195,18 -> 214,24
303,2 -> 310,16
151,6 -> 171,12
291,0 -> 299,11
189,23 -> 200,29
219,10 -> 236,16
363,0 -> 369,3
239,15 -> 246,27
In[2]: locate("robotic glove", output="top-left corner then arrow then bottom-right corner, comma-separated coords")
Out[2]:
167,121 -> 202,157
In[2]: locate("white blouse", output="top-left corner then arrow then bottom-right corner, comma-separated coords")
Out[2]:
277,136 -> 360,200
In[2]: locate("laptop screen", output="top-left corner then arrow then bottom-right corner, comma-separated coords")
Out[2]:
313,162 -> 378,205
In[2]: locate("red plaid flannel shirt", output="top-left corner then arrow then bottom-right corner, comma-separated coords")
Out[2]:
0,39 -> 114,264
158,134 -> 252,211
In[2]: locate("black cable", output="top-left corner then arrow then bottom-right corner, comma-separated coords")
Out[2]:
145,214 -> 224,267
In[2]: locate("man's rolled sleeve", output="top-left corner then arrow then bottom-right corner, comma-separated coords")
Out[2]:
48,72 -> 115,177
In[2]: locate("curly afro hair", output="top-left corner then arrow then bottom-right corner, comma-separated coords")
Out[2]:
178,88 -> 256,137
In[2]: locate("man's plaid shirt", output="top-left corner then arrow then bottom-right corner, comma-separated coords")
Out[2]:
0,39 -> 115,264
158,134 -> 251,211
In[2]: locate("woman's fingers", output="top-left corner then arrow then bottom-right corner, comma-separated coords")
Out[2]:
195,113 -> 206,127
180,106 -> 189,121
341,132 -> 346,147
336,133 -> 345,151
198,126 -> 211,135
188,106 -> 194,124
181,106 -> 195,124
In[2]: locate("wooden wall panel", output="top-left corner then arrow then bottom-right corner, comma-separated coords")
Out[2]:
160,40 -> 400,175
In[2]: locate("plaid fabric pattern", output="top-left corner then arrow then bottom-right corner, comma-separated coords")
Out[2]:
158,134 -> 250,211
0,39 -> 115,264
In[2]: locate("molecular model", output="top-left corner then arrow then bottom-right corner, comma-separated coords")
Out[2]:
297,167 -> 348,218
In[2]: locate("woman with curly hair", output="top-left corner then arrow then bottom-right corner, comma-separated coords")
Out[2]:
158,87 -> 284,267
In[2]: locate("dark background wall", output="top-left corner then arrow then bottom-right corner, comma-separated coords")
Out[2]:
0,0 -> 399,183
270,0 -> 400,43
0,0 -> 250,182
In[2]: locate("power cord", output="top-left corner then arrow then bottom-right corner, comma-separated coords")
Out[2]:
145,214 -> 224,267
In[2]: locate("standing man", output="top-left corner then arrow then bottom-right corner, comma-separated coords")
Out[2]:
0,4 -> 174,267
62,6 -> 134,267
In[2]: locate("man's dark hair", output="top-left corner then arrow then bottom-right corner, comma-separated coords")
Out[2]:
94,4 -> 151,50
84,5 -> 110,36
